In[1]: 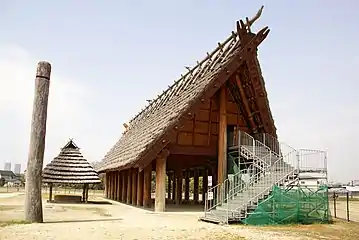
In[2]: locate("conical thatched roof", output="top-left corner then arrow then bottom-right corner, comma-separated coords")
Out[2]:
42,139 -> 101,184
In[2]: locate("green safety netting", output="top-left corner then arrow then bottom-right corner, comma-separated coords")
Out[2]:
242,185 -> 332,225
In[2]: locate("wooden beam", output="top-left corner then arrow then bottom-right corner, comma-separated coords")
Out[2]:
175,168 -> 183,205
193,170 -> 199,203
105,173 -> 109,198
143,164 -> 152,207
167,172 -> 172,199
137,170 -> 144,206
25,61 -> 51,223
126,169 -> 132,204
168,144 -> 216,157
172,171 -> 176,201
131,168 -> 138,205
155,150 -> 169,212
117,171 -> 122,201
184,170 -> 190,201
217,86 -> 227,185
202,168 -> 208,203
121,171 -> 127,202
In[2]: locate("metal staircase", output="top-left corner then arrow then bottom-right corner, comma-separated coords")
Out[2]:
201,131 -> 299,224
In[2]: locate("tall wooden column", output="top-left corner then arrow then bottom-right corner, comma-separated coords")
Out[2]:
218,86 -> 227,185
105,173 -> 109,198
184,170 -> 190,201
167,173 -> 172,200
202,168 -> 208,203
121,170 -> 127,202
172,171 -> 176,201
117,171 -> 122,201
143,164 -> 152,207
155,150 -> 169,212
193,170 -> 199,203
126,169 -> 132,204
110,172 -> 114,199
131,168 -> 138,205
175,169 -> 183,205
137,170 -> 144,206
114,172 -> 118,201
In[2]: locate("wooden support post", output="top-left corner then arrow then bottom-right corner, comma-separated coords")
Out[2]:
143,164 -> 152,207
172,172 -> 176,201
175,169 -> 183,205
202,168 -> 208,203
184,170 -> 190,201
114,172 -> 118,201
132,168 -> 138,205
121,170 -> 127,202
217,86 -> 227,186
25,61 -> 51,223
85,184 -> 89,203
117,171 -> 122,201
193,170 -> 199,203
126,169 -> 132,204
167,173 -> 172,200
137,170 -> 144,206
111,172 -> 115,199
49,183 -> 53,202
105,173 -> 108,198
155,150 -> 169,212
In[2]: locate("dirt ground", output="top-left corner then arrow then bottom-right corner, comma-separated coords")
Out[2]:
0,191 -> 359,240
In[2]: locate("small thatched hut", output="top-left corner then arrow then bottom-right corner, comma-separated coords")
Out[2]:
42,139 -> 101,202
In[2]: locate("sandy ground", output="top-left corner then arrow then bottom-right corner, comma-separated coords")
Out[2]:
0,192 -> 358,240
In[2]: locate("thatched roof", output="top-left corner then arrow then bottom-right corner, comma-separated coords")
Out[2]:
96,11 -> 274,173
42,140 -> 101,184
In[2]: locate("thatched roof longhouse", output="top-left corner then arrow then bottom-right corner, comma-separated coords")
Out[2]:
42,139 -> 101,184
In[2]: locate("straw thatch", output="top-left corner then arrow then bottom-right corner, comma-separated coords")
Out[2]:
42,140 -> 101,184
96,16 -> 273,173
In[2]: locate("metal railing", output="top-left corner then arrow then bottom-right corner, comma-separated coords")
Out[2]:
229,144 -> 298,219
254,132 -> 281,156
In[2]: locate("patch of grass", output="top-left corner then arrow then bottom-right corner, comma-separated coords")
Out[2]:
0,220 -> 29,228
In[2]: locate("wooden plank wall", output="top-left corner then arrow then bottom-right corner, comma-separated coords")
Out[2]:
172,87 -> 249,155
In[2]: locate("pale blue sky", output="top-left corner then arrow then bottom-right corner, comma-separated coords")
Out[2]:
0,1 -> 358,183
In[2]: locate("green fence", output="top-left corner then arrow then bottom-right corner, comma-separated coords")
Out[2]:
243,185 -> 332,225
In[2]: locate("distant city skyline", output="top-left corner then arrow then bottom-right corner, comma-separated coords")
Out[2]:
3,162 -> 11,171
14,163 -> 21,174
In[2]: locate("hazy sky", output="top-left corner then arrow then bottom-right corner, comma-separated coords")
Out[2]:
0,1 -> 358,183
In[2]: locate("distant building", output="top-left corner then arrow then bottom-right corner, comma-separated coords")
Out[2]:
4,162 -> 11,171
14,164 -> 21,174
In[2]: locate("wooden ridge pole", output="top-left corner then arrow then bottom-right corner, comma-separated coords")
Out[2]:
24,61 -> 52,223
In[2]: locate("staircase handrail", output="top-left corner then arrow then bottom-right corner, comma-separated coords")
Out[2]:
229,147 -> 298,214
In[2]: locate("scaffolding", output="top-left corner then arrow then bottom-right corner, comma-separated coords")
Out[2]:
242,184 -> 332,225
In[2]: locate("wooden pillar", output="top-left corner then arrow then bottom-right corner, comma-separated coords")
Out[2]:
105,173 -> 108,198
143,164 -> 152,207
137,170 -> 144,206
117,171 -> 122,201
121,170 -> 127,202
172,171 -> 176,201
111,172 -> 116,200
184,170 -> 190,201
25,61 -> 52,223
175,169 -> 183,205
49,183 -> 53,202
167,173 -> 172,200
126,169 -> 132,204
218,86 -> 227,185
155,150 -> 169,212
131,168 -> 138,205
114,172 -> 118,201
202,168 -> 208,203
193,170 -> 199,203
108,172 -> 112,199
